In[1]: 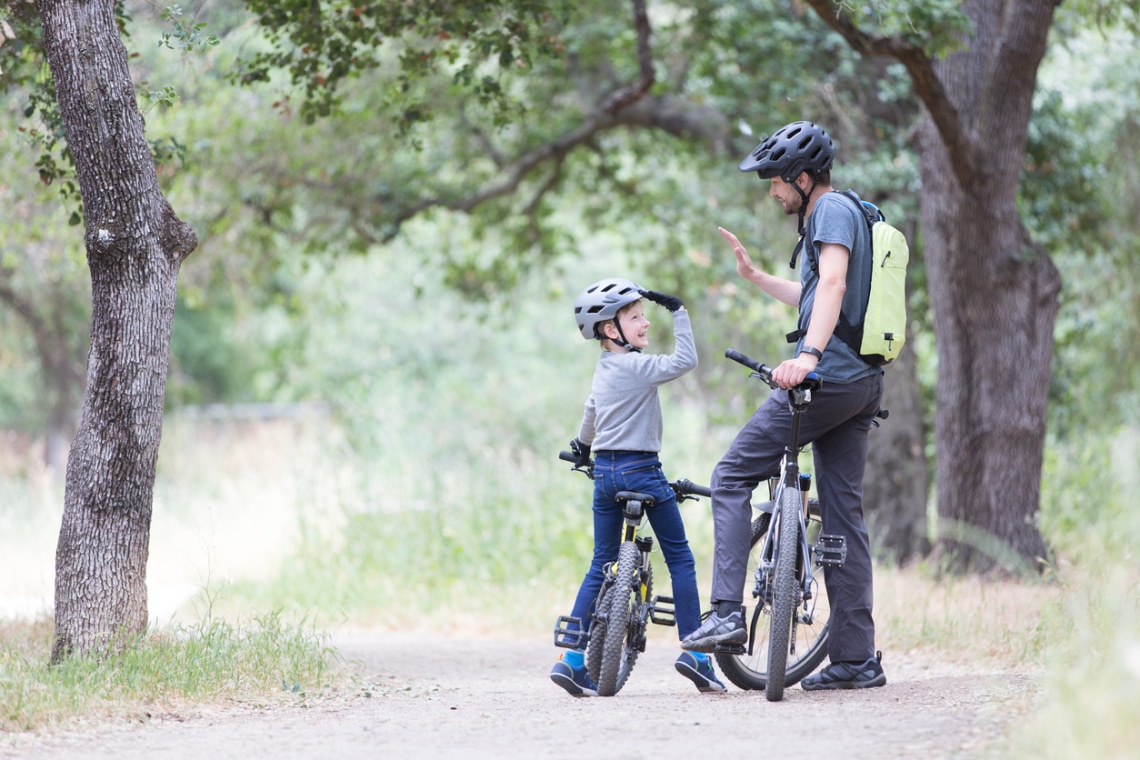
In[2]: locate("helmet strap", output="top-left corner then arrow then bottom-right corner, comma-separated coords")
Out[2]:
788,176 -> 819,269
601,319 -> 640,353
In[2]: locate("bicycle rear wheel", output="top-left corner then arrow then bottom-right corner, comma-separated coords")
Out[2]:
715,500 -> 831,693
594,541 -> 643,696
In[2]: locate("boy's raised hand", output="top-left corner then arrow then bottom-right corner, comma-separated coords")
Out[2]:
638,289 -> 684,312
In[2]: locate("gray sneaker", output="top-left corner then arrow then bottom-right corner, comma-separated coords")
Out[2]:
801,653 -> 886,691
681,610 -> 746,653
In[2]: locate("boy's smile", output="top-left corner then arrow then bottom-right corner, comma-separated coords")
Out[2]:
615,301 -> 650,351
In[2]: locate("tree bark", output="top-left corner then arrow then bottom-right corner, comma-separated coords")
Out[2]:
863,332 -> 930,563
915,1 -> 1061,573
36,0 -> 197,660
807,0 -> 1062,572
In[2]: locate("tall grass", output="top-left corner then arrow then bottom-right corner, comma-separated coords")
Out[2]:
0,612 -> 338,735
1003,429 -> 1140,757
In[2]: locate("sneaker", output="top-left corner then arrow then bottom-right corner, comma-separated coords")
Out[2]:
550,657 -> 598,697
674,652 -> 727,694
801,652 -> 886,691
680,610 -> 746,653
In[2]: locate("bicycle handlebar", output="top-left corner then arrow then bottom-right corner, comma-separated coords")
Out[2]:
725,348 -> 822,392
672,478 -> 711,499
559,451 -> 710,499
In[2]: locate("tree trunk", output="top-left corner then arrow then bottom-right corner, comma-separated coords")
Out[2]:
803,0 -> 1065,574
863,334 -> 930,564
37,0 -> 197,660
918,1 -> 1061,573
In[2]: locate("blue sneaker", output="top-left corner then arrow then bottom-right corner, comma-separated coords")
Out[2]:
675,652 -> 727,694
550,656 -> 598,697
801,652 -> 886,691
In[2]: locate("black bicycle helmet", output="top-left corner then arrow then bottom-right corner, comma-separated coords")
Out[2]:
739,121 -> 835,182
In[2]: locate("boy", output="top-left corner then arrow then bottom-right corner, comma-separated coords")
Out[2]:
550,277 -> 726,696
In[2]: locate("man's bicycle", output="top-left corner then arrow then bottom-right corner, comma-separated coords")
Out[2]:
712,348 -> 848,702
552,451 -> 710,696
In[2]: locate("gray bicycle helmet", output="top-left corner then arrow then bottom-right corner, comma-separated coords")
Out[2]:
739,121 -> 835,181
574,277 -> 643,341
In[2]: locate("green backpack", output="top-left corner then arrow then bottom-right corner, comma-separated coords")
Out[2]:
836,190 -> 909,366
794,191 -> 909,366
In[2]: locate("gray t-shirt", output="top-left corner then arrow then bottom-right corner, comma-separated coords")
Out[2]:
578,310 -> 698,452
796,190 -> 882,384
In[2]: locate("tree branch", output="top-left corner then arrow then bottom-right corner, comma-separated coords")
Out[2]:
803,0 -> 980,184
601,0 -> 655,114
371,89 -> 728,243
0,262 -> 44,333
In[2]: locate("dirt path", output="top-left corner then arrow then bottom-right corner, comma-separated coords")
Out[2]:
4,632 -> 1037,759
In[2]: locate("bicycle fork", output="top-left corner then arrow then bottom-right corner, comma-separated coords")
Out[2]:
553,494 -> 676,651
740,471 -> 849,658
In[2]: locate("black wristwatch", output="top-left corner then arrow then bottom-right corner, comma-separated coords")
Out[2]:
799,345 -> 823,360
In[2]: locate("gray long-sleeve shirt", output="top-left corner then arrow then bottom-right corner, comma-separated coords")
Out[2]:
578,310 -> 698,453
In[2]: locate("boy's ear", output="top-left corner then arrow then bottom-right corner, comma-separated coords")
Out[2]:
601,321 -> 620,341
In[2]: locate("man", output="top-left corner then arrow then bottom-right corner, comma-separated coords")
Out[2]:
682,121 -> 887,690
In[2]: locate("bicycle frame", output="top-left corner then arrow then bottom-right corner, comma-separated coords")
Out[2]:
720,348 -> 848,701
747,378 -> 817,650
552,452 -> 709,695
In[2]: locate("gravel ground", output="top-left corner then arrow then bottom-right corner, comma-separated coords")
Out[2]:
2,631 -> 1038,760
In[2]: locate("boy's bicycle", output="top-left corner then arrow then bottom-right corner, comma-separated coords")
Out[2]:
552,451 -> 710,696
712,348 -> 848,702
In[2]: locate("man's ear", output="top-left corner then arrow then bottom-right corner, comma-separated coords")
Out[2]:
795,171 -> 813,192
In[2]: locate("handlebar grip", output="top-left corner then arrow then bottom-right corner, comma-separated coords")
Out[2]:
726,347 -> 823,393
673,478 -> 712,498
559,450 -> 577,463
724,348 -> 767,374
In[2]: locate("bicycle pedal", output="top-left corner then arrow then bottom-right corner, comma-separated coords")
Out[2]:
648,595 -> 676,626
553,615 -> 588,649
815,534 -> 847,567
714,643 -> 747,655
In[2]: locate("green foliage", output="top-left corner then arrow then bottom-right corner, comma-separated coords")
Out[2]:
834,0 -> 972,55
0,1 -> 220,225
1019,90 -> 1110,257
235,0 -> 574,125
1038,23 -> 1140,436
159,4 -> 220,51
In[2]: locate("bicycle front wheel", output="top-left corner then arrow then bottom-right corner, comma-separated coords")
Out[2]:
594,541 -> 643,696
764,485 -> 801,701
716,500 -> 831,694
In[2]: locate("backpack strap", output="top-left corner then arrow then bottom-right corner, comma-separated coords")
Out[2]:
785,190 -> 877,349
839,189 -> 883,225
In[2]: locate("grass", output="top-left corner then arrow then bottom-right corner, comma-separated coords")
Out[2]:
0,611 -> 339,737
1000,429 -> 1140,758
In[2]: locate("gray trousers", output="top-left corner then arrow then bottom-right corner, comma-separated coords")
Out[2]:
709,372 -> 883,663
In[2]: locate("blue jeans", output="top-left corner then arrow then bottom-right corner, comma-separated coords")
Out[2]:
568,451 -> 702,644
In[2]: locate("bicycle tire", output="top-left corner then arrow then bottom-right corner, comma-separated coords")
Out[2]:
596,542 -> 641,696
764,485 -> 801,701
585,566 -> 611,686
716,501 -> 831,693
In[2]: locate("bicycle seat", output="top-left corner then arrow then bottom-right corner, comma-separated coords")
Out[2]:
616,490 -> 656,507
